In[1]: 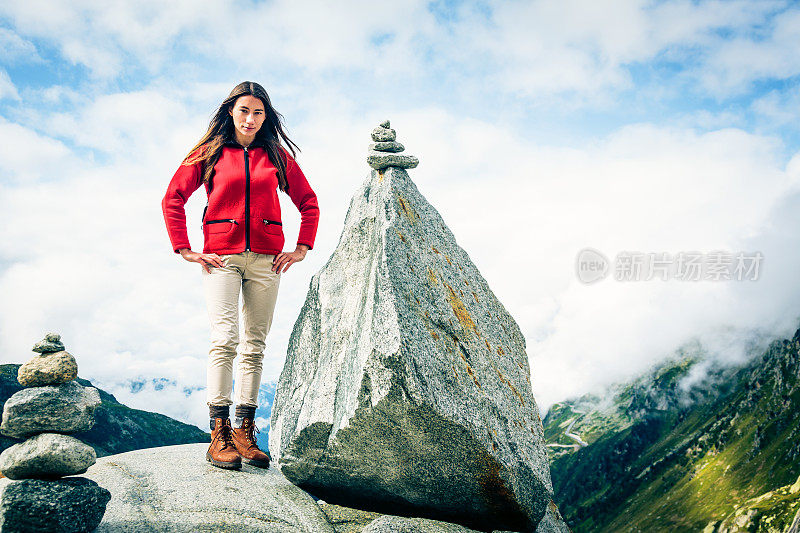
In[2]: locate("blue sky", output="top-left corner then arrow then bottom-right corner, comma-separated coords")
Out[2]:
2,0 -> 800,429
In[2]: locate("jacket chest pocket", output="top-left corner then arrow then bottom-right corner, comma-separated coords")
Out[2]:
204,219 -> 238,234
259,219 -> 283,235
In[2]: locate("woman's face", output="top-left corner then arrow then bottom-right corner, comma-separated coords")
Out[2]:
228,95 -> 266,141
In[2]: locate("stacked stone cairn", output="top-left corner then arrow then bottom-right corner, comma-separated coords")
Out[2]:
367,119 -> 419,170
0,333 -> 111,532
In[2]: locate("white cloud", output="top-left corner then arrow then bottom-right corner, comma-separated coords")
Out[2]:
2,0 -> 795,102
0,70 -> 20,101
700,7 -> 800,94
0,116 -> 74,180
751,86 -> 800,128
0,28 -> 42,64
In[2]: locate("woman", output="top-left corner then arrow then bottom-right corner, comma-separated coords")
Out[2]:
161,81 -> 319,470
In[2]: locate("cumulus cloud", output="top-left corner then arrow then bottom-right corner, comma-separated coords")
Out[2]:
2,1 -> 797,103
0,70 -> 20,101
0,28 -> 42,65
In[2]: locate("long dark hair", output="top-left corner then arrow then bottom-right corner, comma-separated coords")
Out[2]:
182,81 -> 300,192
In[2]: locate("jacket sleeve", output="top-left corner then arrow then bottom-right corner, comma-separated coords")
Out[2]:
162,154 -> 204,253
283,150 -> 320,250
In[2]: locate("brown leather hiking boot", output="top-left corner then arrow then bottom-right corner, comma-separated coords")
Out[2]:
231,417 -> 270,468
206,417 -> 241,470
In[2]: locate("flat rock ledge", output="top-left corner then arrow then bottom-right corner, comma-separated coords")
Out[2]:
317,501 -> 569,533
0,443 -> 569,532
85,443 -> 335,532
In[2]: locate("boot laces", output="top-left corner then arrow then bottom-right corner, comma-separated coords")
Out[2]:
244,419 -> 261,447
213,419 -> 236,450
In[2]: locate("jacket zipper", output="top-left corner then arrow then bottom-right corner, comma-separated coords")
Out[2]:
262,219 -> 282,226
206,219 -> 238,224
244,146 -> 251,251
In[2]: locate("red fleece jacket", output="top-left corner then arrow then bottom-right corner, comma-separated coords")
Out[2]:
162,141 -> 319,256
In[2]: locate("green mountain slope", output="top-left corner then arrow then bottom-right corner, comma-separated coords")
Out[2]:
0,364 -> 209,457
544,328 -> 800,532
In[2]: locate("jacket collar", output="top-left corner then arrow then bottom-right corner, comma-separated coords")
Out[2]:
222,132 -> 269,150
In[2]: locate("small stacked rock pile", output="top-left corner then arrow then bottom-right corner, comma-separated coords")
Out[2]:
0,333 -> 111,533
367,119 -> 419,170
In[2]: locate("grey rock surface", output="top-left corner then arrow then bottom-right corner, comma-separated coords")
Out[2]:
367,152 -> 419,169
270,166 -> 553,532
534,501 -> 571,533
77,443 -> 334,532
362,515 -> 481,532
369,141 -> 405,153
318,502 -> 383,532
0,433 -> 96,480
32,332 -> 66,354
371,126 -> 396,142
0,477 -> 110,533
0,381 -> 100,439
17,350 -> 78,387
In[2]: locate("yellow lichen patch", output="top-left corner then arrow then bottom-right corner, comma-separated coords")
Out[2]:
507,383 -> 525,406
394,192 -> 418,223
444,282 -> 479,335
497,346 -> 505,356
492,364 -> 525,407
431,246 -> 439,254
464,363 -> 481,388
427,267 -> 438,285
378,170 -> 384,182
484,339 -> 491,351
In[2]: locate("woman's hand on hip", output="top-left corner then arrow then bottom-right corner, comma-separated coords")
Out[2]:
273,245 -> 308,273
178,249 -> 224,273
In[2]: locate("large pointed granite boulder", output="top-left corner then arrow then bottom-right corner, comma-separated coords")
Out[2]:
270,160 -> 555,531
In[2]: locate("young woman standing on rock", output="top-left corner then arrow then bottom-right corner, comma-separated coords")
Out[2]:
162,81 -> 320,470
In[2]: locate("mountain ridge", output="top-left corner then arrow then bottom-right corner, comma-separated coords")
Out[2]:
543,326 -> 800,532
0,364 -> 209,458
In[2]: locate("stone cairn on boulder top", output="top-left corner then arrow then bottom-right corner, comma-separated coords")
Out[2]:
0,333 -> 111,533
367,120 -> 419,170
270,123 -> 569,532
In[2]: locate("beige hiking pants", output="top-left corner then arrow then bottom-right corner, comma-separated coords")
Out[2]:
202,251 -> 281,408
